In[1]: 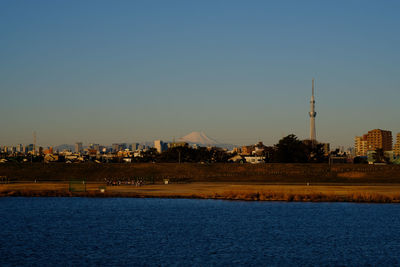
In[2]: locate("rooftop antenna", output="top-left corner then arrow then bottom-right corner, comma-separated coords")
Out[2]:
312,78 -> 314,97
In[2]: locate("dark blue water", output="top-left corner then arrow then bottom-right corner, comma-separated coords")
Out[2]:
1,198 -> 400,266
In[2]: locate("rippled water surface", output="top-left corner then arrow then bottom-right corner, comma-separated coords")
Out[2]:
1,198 -> 400,266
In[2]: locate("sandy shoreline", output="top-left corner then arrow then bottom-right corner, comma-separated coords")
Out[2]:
1,182 -> 400,203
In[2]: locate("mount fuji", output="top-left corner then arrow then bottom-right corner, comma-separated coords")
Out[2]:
178,132 -> 234,149
178,131 -> 218,145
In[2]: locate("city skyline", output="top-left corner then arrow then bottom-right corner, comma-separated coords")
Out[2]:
1,1 -> 399,147
2,2 -> 400,266
2,128 -> 400,152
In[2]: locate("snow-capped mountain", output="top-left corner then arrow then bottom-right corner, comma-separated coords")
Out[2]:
178,131 -> 219,146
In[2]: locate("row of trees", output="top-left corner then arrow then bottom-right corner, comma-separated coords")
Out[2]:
135,134 -> 327,164
134,146 -> 230,163
271,134 -> 326,163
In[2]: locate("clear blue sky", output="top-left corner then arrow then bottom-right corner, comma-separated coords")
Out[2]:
1,0 -> 399,148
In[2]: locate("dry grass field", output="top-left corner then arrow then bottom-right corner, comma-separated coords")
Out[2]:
1,182 -> 400,203
2,163 -> 400,184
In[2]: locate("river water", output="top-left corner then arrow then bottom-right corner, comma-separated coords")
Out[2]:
1,198 -> 400,266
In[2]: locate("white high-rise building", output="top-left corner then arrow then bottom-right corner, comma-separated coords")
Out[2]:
16,144 -> 23,153
75,142 -> 83,153
394,133 -> 400,157
355,136 -> 368,156
309,78 -> 317,142
154,140 -> 164,153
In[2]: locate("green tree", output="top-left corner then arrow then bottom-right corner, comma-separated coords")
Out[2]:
303,142 -> 326,163
134,148 -> 158,162
372,148 -> 390,164
272,134 -> 308,163
353,156 -> 368,164
156,146 -> 230,163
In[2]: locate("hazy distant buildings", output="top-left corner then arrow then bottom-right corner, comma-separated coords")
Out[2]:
154,140 -> 162,153
43,147 -> 53,154
93,144 -> 100,152
75,142 -> 83,153
137,144 -> 145,150
27,144 -> 34,153
16,144 -> 23,153
112,143 -> 119,153
154,140 -> 168,153
130,143 -> 139,151
88,149 -> 98,157
88,143 -> 100,151
111,143 -> 128,153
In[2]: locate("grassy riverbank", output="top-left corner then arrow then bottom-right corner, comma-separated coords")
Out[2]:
2,163 -> 400,184
1,182 -> 400,203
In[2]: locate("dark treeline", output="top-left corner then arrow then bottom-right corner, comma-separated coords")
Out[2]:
136,134 -> 327,164
273,134 -> 326,163
135,146 -> 230,163
1,134 -> 353,164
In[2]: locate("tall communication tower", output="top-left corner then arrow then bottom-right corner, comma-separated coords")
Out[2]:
309,78 -> 317,143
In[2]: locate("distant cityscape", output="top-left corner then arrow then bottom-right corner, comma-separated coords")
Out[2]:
1,80 -> 399,164
0,128 -> 399,165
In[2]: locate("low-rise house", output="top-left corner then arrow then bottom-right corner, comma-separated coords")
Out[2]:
44,154 -> 59,163
244,156 -> 265,164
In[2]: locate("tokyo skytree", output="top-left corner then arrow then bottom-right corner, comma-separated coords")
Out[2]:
309,78 -> 317,142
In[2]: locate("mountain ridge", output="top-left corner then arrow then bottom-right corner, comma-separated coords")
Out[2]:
178,131 -> 219,145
